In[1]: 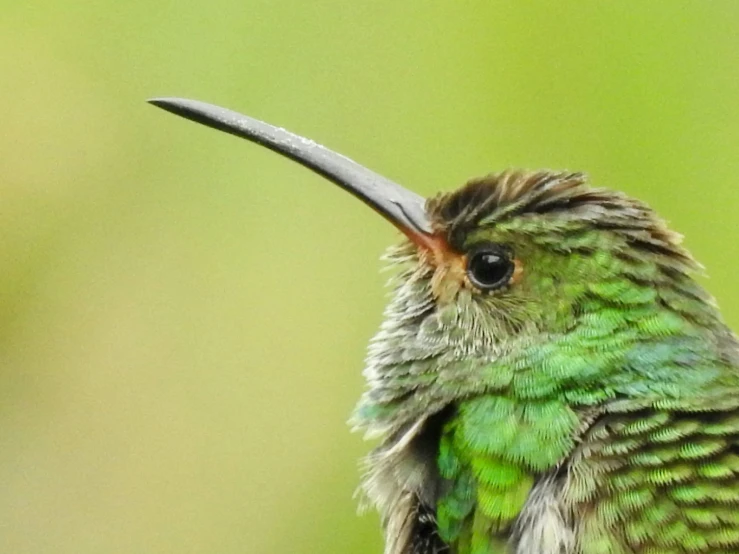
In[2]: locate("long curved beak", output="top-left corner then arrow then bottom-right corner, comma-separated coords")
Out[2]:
148,98 -> 433,242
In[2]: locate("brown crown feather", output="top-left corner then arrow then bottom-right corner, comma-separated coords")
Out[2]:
425,170 -> 696,271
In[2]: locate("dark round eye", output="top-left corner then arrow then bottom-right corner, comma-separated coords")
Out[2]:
466,245 -> 515,291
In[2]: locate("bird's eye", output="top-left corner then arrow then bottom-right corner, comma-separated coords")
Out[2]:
466,245 -> 515,291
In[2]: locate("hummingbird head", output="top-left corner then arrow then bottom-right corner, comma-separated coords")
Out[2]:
149,98 -> 719,432
359,169 -> 720,424
404,169 -> 700,345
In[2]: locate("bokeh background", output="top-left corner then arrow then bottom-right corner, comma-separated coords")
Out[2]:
1,2 -> 739,553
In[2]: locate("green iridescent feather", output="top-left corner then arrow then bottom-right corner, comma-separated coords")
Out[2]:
353,170 -> 739,554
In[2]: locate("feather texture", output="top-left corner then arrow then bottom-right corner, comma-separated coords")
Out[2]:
353,170 -> 739,554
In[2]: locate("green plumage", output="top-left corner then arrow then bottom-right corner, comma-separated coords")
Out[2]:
353,171 -> 739,554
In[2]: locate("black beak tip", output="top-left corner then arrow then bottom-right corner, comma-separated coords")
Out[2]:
147,97 -> 192,117
147,97 -> 169,108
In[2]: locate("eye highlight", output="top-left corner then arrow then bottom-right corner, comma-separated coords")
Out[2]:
466,244 -> 515,291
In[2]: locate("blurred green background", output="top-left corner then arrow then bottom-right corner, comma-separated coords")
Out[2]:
1,2 -> 738,553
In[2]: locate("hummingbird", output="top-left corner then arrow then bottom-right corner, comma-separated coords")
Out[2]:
149,97 -> 739,554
